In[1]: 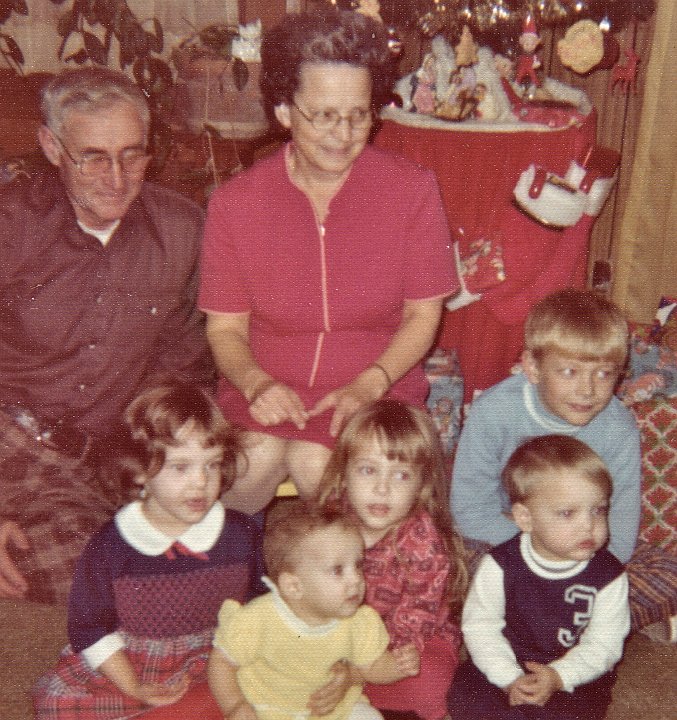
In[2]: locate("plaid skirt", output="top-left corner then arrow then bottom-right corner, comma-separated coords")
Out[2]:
32,628 -> 214,720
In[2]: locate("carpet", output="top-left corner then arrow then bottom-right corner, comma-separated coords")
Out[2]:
1,598 -> 674,720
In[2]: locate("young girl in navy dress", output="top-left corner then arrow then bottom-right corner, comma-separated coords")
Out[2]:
317,399 -> 468,720
33,381 -> 263,720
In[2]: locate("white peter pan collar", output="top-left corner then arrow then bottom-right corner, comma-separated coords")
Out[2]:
115,500 -> 225,556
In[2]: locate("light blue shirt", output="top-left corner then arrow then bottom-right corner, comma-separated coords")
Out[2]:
451,373 -> 641,563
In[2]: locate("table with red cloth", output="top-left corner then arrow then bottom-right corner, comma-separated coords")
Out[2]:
374,111 -> 597,401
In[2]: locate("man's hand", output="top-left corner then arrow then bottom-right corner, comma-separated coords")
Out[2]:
0,521 -> 30,599
308,659 -> 355,716
507,662 -> 562,706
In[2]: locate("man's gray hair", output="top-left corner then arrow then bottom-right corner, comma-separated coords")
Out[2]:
41,67 -> 150,136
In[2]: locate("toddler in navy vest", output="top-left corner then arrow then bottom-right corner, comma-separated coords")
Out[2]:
448,434 -> 630,720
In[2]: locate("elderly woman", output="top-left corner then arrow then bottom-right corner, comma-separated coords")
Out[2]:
199,10 -> 458,513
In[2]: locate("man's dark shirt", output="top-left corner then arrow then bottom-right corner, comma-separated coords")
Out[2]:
0,172 -> 214,435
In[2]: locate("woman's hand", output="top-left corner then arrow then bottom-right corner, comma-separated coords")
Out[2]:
309,365 -> 390,438
249,380 -> 308,430
205,312 -> 309,430
310,296 -> 444,437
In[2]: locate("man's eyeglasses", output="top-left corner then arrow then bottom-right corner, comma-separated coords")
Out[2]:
292,102 -> 373,132
54,134 -> 151,177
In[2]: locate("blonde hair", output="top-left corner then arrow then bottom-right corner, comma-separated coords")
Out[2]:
263,499 -> 360,583
525,288 -> 628,366
503,434 -> 612,504
317,398 -> 468,615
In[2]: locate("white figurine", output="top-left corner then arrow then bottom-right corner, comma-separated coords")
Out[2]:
231,19 -> 262,62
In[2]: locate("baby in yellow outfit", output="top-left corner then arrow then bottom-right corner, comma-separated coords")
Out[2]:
208,499 -> 419,720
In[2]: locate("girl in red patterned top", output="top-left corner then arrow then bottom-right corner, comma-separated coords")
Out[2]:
317,399 -> 468,720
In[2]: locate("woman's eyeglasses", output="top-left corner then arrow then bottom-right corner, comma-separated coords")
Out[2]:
54,134 -> 151,177
292,102 -> 373,131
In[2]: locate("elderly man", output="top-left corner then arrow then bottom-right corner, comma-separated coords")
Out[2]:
0,67 -> 214,604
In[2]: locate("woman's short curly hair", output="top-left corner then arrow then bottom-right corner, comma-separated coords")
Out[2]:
260,10 -> 395,118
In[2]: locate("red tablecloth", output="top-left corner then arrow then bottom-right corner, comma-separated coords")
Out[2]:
374,113 -> 597,400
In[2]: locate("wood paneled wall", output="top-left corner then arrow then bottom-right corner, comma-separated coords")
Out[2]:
540,19 -> 656,288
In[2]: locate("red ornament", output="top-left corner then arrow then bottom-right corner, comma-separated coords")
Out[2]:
609,47 -> 640,94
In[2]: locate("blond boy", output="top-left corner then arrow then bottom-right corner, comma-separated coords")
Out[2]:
451,288 -> 639,563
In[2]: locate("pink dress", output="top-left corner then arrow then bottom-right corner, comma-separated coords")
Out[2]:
362,511 -> 462,720
199,144 -> 457,446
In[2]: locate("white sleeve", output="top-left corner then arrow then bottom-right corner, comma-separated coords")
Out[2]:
462,555 -> 523,688
549,573 -> 630,692
81,631 -> 126,669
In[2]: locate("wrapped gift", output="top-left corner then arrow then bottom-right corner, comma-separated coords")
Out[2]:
425,348 -> 464,455
513,145 -> 620,227
631,396 -> 677,553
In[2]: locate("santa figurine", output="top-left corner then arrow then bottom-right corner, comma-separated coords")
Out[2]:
515,14 -> 542,90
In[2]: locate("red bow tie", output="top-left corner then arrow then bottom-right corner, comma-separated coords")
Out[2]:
164,541 -> 209,561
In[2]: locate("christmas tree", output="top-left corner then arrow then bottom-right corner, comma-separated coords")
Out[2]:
319,1 -> 656,50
